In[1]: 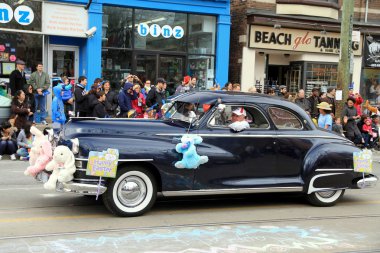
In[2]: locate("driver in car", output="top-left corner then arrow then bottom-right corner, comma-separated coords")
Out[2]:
229,107 -> 250,132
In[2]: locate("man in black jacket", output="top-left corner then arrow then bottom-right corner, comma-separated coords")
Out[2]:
146,78 -> 165,111
9,60 -> 27,97
74,76 -> 88,117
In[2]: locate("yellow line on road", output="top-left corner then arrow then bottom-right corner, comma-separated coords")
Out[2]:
0,214 -> 107,223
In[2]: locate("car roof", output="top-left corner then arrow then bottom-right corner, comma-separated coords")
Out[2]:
176,91 -> 292,107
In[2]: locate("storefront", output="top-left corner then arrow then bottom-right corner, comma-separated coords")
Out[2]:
361,35 -> 380,104
0,0 -> 230,96
242,25 -> 363,96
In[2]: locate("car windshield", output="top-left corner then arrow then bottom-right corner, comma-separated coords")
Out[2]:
164,101 -> 211,123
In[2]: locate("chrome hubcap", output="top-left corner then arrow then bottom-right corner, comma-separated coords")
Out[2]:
117,176 -> 147,207
317,190 -> 336,198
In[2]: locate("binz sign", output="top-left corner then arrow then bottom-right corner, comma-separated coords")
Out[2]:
0,3 -> 34,26
137,23 -> 184,39
249,25 -> 362,56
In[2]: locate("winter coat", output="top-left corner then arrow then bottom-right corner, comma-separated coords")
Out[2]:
11,99 -> 29,130
295,98 -> 311,113
61,83 -> 73,103
74,84 -> 88,114
132,92 -> 146,118
146,86 -> 164,110
105,90 -> 118,116
52,85 -> 66,124
349,94 -> 363,116
118,82 -> 138,114
9,69 -> 27,96
87,93 -> 99,113
92,100 -> 107,118
342,105 -> 361,138
308,95 -> 320,119
174,84 -> 193,95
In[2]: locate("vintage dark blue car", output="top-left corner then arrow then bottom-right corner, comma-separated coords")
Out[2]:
56,91 -> 377,216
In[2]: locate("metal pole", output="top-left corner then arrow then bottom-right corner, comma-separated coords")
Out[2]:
336,0 -> 354,118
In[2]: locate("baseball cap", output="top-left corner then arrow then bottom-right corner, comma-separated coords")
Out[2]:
232,107 -> 246,116
157,78 -> 166,84
279,85 -> 286,89
183,76 -> 191,84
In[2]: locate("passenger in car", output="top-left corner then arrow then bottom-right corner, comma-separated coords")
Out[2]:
228,107 -> 250,132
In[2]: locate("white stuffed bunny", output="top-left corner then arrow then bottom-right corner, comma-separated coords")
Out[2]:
29,126 -> 47,166
44,146 -> 76,190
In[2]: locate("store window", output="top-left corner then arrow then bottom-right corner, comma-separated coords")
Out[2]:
0,32 -> 43,80
305,63 -> 337,96
188,55 -> 215,90
134,9 -> 187,52
188,15 -> 216,55
0,0 -> 42,32
103,7 -> 133,49
101,49 -> 132,90
361,68 -> 380,105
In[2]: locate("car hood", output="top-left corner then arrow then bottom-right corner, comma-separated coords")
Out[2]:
63,119 -> 189,139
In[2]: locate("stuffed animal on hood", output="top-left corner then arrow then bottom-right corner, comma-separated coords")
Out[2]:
24,134 -> 52,177
29,126 -> 48,166
175,134 -> 208,169
44,146 -> 76,190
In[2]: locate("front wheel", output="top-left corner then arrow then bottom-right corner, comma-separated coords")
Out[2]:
103,166 -> 157,217
306,189 -> 345,207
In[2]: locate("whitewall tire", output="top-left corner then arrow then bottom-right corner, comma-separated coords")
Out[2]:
306,189 -> 345,207
103,166 -> 157,217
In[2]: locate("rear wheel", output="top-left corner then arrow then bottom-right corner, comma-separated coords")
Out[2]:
306,189 -> 345,207
102,166 -> 157,217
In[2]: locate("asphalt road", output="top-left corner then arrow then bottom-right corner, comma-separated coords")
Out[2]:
0,156 -> 379,253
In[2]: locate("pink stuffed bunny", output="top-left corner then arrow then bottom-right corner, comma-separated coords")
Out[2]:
24,139 -> 52,177
29,126 -> 47,166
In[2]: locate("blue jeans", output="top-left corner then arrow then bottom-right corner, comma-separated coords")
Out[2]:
0,140 -> 17,155
17,147 -> 29,157
35,94 -> 46,121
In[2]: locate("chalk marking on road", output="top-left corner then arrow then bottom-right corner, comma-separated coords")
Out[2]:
1,213 -> 380,241
0,214 -> 105,223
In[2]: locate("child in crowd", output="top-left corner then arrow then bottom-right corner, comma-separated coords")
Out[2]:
332,117 -> 344,137
51,85 -> 66,132
0,121 -> 17,160
61,76 -> 74,122
16,121 -> 33,160
92,91 -> 108,118
362,118 -> 374,148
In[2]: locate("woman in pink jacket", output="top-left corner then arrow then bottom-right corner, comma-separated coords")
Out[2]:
132,84 -> 146,118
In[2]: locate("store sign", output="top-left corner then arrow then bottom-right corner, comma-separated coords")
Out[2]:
137,23 -> 184,39
42,3 -> 88,38
364,36 -> 380,68
0,3 -> 34,25
249,25 -> 362,56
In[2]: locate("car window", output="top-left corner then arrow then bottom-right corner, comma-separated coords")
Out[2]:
268,107 -> 303,130
209,105 -> 270,129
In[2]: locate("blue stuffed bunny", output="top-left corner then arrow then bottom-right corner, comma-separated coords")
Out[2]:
175,134 -> 209,169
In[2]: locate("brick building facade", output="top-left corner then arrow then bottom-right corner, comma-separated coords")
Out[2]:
230,0 -> 380,100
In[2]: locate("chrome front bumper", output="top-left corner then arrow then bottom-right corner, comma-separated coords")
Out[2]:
357,176 -> 378,189
56,182 -> 107,195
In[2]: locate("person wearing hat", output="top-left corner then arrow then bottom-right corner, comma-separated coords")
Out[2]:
308,87 -> 320,123
174,76 -> 193,95
9,59 -> 27,97
342,97 -> 362,142
317,102 -> 333,131
29,63 -> 51,125
228,107 -> 250,132
320,87 -> 336,116
118,82 -> 138,118
146,78 -> 166,116
278,85 -> 287,98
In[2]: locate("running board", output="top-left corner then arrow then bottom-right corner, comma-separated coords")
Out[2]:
162,187 -> 303,197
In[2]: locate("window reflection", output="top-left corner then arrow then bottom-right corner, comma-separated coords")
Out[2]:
101,50 -> 132,90
188,15 -> 216,55
103,7 -> 133,48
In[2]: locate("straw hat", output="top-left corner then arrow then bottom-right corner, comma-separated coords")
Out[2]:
317,102 -> 332,111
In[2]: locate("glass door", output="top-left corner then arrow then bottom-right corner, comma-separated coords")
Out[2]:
159,55 -> 185,95
135,53 -> 157,85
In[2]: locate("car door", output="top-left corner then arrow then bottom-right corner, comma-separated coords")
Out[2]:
193,103 -> 278,190
267,106 -> 314,185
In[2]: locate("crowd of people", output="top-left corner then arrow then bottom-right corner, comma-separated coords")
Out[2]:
1,60 -> 378,161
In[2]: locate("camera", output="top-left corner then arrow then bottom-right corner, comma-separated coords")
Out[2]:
85,27 -> 97,38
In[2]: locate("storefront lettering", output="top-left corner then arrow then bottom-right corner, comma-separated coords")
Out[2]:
293,32 -> 311,49
0,3 -> 34,25
254,31 -> 292,45
138,23 -> 184,39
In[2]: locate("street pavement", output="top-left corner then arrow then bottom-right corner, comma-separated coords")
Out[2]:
0,154 -> 379,253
